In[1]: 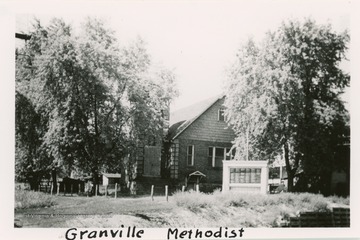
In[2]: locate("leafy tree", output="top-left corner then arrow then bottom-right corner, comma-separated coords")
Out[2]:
224,19 -> 349,194
15,17 -> 178,191
15,92 -> 49,190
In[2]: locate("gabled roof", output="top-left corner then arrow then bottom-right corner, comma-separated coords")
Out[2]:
188,171 -> 206,182
102,173 -> 121,178
189,171 -> 206,177
167,120 -> 187,139
170,95 -> 220,125
168,95 -> 225,140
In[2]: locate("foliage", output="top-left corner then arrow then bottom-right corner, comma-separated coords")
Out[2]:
224,19 -> 349,193
14,191 -> 349,228
171,190 -> 217,212
15,92 -> 49,187
172,191 -> 348,227
15,17 -> 178,188
15,190 -> 56,209
173,191 -> 340,212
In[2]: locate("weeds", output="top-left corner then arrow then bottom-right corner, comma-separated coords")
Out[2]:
15,190 -> 56,209
172,190 -> 349,227
172,190 -> 216,212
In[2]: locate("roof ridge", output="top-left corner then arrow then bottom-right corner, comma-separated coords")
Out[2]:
170,94 -> 224,125
170,95 -> 225,140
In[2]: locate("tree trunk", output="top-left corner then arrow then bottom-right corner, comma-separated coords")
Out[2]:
29,177 -> 38,191
51,168 -> 57,193
91,167 -> 99,195
284,141 -> 294,192
287,171 -> 294,192
92,84 -> 101,196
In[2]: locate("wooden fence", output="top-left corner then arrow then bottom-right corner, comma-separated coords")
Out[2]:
288,207 -> 350,227
34,181 -> 200,202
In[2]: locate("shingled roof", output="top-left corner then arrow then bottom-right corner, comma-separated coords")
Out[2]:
168,95 -> 225,140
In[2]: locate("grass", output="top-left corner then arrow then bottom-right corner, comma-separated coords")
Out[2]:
171,190 -> 350,227
15,190 -> 56,209
14,190 -> 350,228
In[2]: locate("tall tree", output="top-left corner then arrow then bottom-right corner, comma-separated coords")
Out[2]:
224,19 -> 349,194
15,17 -> 178,190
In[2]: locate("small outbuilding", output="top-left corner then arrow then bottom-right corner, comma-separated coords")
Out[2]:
102,173 -> 121,186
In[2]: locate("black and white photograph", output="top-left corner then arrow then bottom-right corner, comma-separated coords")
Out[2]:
1,0 -> 359,239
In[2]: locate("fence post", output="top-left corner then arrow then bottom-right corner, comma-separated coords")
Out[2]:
57,183 -> 60,195
45,184 -> 48,193
151,185 -> 154,201
95,185 -> 98,197
196,184 -> 199,193
182,185 -> 185,193
71,184 -> 73,196
64,184 -> 66,196
38,184 -> 41,192
115,183 -> 118,199
51,183 -> 54,195
165,185 -> 168,202
105,185 -> 108,197
78,183 -> 81,194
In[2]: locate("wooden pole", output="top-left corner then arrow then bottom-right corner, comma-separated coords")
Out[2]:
95,185 -> 98,197
57,183 -> 60,195
78,183 -> 81,194
196,177 -> 199,193
105,185 -> 108,197
115,183 -> 118,199
246,126 -> 249,161
51,183 -> 54,195
38,184 -> 41,192
64,184 -> 66,196
151,185 -> 154,201
165,185 -> 168,202
71,184 -> 73,196
182,185 -> 185,193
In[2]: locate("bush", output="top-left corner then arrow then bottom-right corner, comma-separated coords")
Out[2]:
328,195 -> 350,205
15,190 -> 56,209
173,190 -> 216,212
171,190 -> 349,227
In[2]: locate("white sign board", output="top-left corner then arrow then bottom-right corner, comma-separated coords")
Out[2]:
222,160 -> 268,194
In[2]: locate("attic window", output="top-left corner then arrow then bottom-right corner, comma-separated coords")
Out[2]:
218,108 -> 225,121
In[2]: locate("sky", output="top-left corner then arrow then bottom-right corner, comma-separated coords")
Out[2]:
13,0 -> 351,111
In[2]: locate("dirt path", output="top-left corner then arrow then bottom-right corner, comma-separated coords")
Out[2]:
15,195 -> 176,228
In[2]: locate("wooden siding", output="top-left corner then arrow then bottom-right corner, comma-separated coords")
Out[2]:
136,145 -> 145,176
168,97 -> 236,183
143,146 -> 161,177
174,139 -> 233,183
178,97 -> 236,142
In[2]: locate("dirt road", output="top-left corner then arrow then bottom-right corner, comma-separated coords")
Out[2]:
15,195 -> 176,228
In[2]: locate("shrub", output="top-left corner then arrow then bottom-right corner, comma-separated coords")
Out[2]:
15,190 -> 56,209
172,190 -> 350,227
328,195 -> 350,205
173,190 -> 215,212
